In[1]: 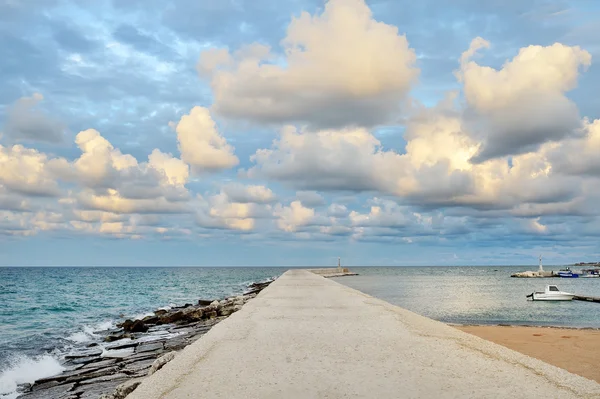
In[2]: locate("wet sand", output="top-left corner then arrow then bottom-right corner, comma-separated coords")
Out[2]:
457,325 -> 600,383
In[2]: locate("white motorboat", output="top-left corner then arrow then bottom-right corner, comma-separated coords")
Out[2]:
526,285 -> 574,301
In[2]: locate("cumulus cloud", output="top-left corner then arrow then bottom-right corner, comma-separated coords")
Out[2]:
198,0 -> 418,128
458,38 -> 592,162
247,125 -> 405,192
221,183 -> 276,204
194,192 -> 271,232
2,93 -> 66,143
273,201 -> 315,232
0,144 -> 62,196
172,106 -> 239,172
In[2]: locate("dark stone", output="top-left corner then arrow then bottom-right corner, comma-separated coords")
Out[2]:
121,358 -> 155,376
72,379 -> 129,399
64,366 -> 121,384
154,309 -> 168,316
79,372 -> 129,386
17,382 -> 32,393
136,342 -> 163,353
66,355 -> 101,365
142,315 -> 159,324
105,340 -> 138,351
198,299 -> 213,306
64,349 -> 102,359
117,319 -> 134,330
86,342 -> 99,347
128,320 -> 148,333
82,358 -> 118,369
19,383 -> 76,398
158,310 -> 184,324
104,333 -> 133,342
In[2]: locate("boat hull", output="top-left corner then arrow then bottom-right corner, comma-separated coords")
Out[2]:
558,273 -> 579,278
529,293 -> 574,301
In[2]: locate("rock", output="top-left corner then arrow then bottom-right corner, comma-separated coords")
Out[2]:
64,349 -> 102,359
87,342 -> 99,347
154,309 -> 168,316
136,342 -> 163,353
19,382 -> 76,398
198,299 -> 213,306
65,366 -> 121,384
73,379 -> 129,399
218,307 -> 233,317
104,333 -> 133,342
127,320 -> 148,333
105,340 -> 138,351
233,304 -> 243,312
204,310 -> 217,319
209,300 -> 220,308
121,358 -> 155,376
99,378 -> 143,399
79,372 -> 129,386
82,358 -> 118,369
117,319 -> 134,330
158,310 -> 184,324
148,351 -> 176,375
142,315 -> 159,324
180,307 -> 203,322
17,382 -> 32,393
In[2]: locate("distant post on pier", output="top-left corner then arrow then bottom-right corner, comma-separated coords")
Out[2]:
539,255 -> 543,272
338,257 -> 341,271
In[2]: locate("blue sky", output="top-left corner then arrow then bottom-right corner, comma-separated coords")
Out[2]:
1,0 -> 600,266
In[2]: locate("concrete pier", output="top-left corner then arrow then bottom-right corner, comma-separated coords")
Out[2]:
128,270 -> 600,399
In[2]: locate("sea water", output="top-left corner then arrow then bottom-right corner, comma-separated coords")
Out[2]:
3,265 -> 600,398
0,267 -> 285,399
335,266 -> 600,327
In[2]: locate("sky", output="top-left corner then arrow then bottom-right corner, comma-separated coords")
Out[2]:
1,0 -> 600,266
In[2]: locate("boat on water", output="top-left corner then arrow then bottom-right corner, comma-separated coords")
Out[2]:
580,273 -> 600,278
526,285 -> 575,301
558,267 -> 579,278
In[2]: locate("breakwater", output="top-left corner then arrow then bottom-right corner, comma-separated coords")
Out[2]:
15,280 -> 274,399
128,270 -> 600,398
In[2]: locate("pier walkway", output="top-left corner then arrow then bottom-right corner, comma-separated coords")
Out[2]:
129,270 -> 600,399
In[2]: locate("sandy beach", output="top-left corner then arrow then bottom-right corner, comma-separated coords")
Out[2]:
457,325 -> 600,383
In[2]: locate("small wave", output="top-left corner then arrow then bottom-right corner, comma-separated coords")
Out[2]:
66,320 -> 115,344
0,354 -> 64,399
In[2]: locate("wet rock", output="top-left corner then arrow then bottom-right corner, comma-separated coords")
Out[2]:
64,349 -> 102,359
79,372 -> 129,386
128,320 -> 148,333
65,366 -> 121,384
148,351 -> 176,375
86,342 -> 99,347
154,309 -> 168,316
158,310 -> 184,324
141,315 -> 159,324
105,340 -> 138,351
136,342 -> 163,353
17,382 -> 31,393
197,299 -> 213,306
19,382 -> 76,398
104,333 -> 133,342
82,358 -> 118,369
117,319 -> 134,330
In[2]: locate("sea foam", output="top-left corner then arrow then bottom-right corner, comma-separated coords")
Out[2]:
0,355 -> 64,399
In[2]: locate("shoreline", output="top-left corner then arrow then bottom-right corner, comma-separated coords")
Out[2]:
456,324 -> 600,384
13,278 -> 277,399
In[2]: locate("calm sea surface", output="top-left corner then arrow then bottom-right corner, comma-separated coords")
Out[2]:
2,265 -> 600,398
335,266 -> 600,328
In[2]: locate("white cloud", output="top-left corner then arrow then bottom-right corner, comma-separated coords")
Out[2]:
0,144 -> 62,197
296,191 -> 326,207
221,183 -> 276,204
172,106 -> 238,172
458,38 -> 592,161
198,0 -> 418,128
273,201 -> 315,232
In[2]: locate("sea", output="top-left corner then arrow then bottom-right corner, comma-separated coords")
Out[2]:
2,265 -> 600,398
